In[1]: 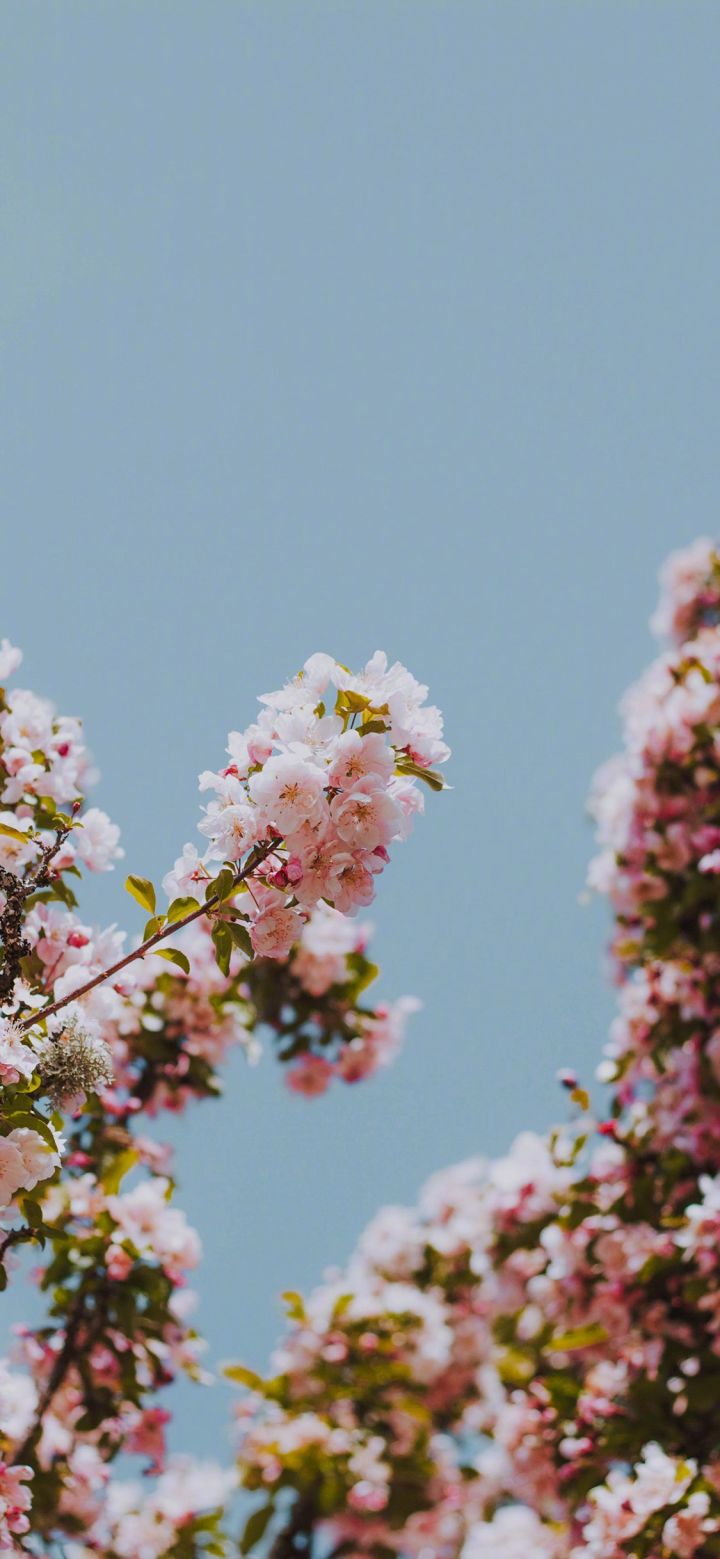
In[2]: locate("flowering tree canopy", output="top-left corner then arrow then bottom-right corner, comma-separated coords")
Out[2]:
0,646 -> 447,1553
228,538 -> 720,1559
4,540 -> 720,1559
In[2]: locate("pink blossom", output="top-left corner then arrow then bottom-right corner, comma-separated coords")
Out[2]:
106,1244 -> 134,1281
0,1128 -> 59,1210
7,1127 -> 61,1192
462,1507 -> 564,1558
107,1179 -> 201,1274
285,1055 -> 335,1097
250,906 -> 303,961
347,1481 -> 389,1512
0,642 -> 22,682
331,778 -> 404,852
74,808 -> 123,872
197,797 -> 260,861
250,754 -> 329,835
0,1463 -> 32,1547
328,730 -> 395,791
291,904 -> 363,996
651,537 -> 719,643
331,856 -> 377,915
161,842 -> 211,901
0,1022 -> 36,1086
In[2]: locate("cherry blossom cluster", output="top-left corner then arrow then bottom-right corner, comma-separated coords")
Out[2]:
16,897 -> 418,1115
650,537 -> 720,645
233,1103 -> 720,1557
127,906 -> 420,1102
163,649 -> 448,965
67,1459 -> 237,1559
587,539 -> 720,1157
232,1133 -> 571,1556
0,638 -> 121,879
0,644 -> 441,1554
232,541 -> 720,1559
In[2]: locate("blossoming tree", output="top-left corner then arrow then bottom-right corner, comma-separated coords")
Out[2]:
0,644 -> 448,1553
228,539 -> 720,1559
4,540 -> 720,1559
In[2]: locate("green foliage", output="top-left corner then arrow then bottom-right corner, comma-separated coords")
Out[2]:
153,947 -> 191,976
0,820 -> 32,842
394,756 -> 447,792
167,896 -> 200,923
125,875 -> 157,914
239,1502 -> 274,1553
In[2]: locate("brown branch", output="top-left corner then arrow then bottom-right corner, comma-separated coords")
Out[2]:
26,808 -> 79,893
267,1498 -> 316,1559
0,867 -> 31,1005
14,1289 -> 92,1465
18,839 -> 279,1034
0,814 -> 77,1005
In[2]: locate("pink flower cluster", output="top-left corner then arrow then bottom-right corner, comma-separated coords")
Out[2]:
71,1458 -> 237,1559
0,642 -> 121,876
0,1463 -> 32,1551
0,1120 -> 60,1210
173,650 -> 448,955
650,537 -> 720,644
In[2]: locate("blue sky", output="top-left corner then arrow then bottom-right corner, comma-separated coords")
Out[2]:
2,1 -> 719,1458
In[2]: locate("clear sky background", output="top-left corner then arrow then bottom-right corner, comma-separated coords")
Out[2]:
2,1 -> 719,1462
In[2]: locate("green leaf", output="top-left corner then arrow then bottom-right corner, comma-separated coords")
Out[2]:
143,916 -> 163,940
546,1322 -> 608,1353
240,1502 -> 274,1554
48,876 -> 78,909
227,920 -> 253,957
336,688 -> 371,713
211,923 -> 232,976
281,1290 -> 307,1323
0,821 -> 32,843
347,956 -> 379,999
101,1149 -> 138,1196
125,875 -> 156,914
394,757 -> 447,792
224,1363 -> 264,1390
153,947 -> 190,976
207,869 -> 235,904
167,896 -> 200,923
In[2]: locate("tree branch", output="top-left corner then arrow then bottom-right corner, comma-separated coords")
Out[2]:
0,866 -> 31,1005
267,1497 -> 316,1558
18,838 -> 278,1034
0,813 -> 78,1005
